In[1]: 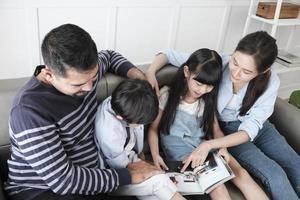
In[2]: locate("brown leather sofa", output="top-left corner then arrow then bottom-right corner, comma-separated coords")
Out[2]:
1,65 -> 299,200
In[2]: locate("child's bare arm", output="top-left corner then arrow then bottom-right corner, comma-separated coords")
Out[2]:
148,109 -> 168,170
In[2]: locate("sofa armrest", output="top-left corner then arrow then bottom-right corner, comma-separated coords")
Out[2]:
270,97 -> 300,154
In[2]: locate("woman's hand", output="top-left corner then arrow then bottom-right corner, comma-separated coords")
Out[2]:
181,141 -> 211,172
152,154 -> 169,171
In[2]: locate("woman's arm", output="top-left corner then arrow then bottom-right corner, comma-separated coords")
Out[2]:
181,118 -> 250,171
146,50 -> 189,95
210,117 -> 250,147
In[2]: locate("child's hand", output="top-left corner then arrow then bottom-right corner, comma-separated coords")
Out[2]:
218,148 -> 230,163
181,141 -> 211,172
153,154 -> 169,171
138,152 -> 146,160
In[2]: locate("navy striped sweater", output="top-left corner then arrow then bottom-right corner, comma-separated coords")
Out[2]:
5,50 -> 134,199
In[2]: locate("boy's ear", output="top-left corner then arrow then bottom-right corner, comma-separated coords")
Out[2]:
183,65 -> 190,78
116,115 -> 123,120
42,66 -> 55,83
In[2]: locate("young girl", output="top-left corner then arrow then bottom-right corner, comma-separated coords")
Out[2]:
146,31 -> 300,200
147,48 -> 268,200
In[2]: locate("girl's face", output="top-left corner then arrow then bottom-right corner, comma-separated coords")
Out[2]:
229,51 -> 258,85
184,66 -> 214,100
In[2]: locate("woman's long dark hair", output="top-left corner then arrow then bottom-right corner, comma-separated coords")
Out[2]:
159,48 -> 222,139
237,31 -> 278,116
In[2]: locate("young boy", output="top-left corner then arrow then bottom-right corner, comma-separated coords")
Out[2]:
94,79 -> 186,200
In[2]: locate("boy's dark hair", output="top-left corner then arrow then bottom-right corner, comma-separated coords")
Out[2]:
236,31 -> 278,115
159,48 -> 223,139
41,24 -> 98,77
111,79 -> 159,125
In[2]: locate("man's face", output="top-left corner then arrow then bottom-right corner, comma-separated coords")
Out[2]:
51,65 -> 99,97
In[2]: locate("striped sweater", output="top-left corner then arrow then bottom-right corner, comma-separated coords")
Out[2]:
5,50 -> 134,199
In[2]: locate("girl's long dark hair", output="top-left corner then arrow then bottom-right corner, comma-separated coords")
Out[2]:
159,48 -> 222,139
237,31 -> 278,115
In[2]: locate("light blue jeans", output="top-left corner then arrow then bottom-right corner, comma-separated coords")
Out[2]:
220,120 -> 300,200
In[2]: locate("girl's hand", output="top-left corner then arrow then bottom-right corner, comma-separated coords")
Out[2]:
218,148 -> 231,163
145,72 -> 160,96
181,141 -> 211,172
153,154 -> 169,171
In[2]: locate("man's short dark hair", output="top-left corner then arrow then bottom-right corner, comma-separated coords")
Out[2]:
41,24 -> 98,77
111,79 -> 159,125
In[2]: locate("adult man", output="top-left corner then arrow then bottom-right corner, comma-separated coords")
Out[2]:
5,24 -> 162,200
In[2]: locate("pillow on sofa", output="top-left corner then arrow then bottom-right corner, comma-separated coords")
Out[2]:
289,90 -> 300,109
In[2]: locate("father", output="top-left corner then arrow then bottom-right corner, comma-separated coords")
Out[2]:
5,24 -> 161,200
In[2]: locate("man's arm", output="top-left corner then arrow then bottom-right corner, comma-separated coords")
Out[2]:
126,67 -> 146,80
98,50 -> 146,79
10,105 -> 130,195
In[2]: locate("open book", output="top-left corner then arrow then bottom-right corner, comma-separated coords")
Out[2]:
166,152 -> 235,195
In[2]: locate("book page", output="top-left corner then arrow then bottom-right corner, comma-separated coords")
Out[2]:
166,161 -> 204,194
167,172 -> 204,194
196,153 -> 234,193
165,152 -> 234,195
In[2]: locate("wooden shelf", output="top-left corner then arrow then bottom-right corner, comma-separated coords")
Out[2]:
273,61 -> 300,73
250,15 -> 300,26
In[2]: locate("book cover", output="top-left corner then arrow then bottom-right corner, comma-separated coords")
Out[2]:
166,152 -> 235,195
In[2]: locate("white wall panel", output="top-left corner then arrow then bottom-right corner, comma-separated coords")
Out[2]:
222,6 -> 248,54
38,7 -> 109,54
115,7 -> 173,64
175,6 -> 226,54
0,8 -> 34,79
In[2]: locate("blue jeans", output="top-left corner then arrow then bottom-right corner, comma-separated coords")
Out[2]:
220,120 -> 300,200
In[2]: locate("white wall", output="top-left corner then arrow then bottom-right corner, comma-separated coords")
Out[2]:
0,0 -> 300,79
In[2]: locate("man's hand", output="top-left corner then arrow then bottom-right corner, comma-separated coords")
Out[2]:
127,160 -> 164,184
127,67 -> 147,80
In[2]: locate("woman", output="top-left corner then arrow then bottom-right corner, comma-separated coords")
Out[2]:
146,31 -> 300,200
